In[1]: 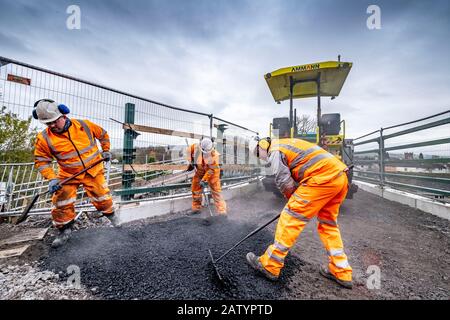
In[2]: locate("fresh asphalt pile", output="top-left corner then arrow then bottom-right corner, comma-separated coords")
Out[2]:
40,188 -> 450,300
41,212 -> 305,299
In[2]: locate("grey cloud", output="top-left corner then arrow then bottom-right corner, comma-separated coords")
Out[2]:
0,0 -> 448,139
0,32 -> 34,54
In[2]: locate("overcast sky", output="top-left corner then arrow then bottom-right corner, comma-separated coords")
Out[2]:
0,0 -> 449,138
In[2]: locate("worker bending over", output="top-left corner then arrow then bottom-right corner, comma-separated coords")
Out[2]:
187,137 -> 227,217
247,137 -> 353,289
33,99 -> 116,248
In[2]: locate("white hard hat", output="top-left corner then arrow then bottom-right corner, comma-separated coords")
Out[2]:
200,137 -> 213,153
34,100 -> 63,124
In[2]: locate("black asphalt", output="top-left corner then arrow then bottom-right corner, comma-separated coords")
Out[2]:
42,185 -> 450,300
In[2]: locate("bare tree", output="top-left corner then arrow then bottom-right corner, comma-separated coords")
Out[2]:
296,114 -> 316,134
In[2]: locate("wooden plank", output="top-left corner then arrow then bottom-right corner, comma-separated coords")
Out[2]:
0,245 -> 30,259
123,123 -> 250,149
0,228 -> 49,246
123,164 -> 258,172
123,124 -> 249,148
123,123 -> 203,140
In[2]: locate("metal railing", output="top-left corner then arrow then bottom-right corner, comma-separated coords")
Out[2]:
0,56 -> 262,215
353,110 -> 450,201
0,56 -> 258,162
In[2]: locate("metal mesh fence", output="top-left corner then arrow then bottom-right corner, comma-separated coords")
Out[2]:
0,56 -> 261,214
353,110 -> 450,201
212,117 -> 260,178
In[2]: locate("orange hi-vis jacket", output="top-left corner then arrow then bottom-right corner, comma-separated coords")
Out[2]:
187,143 -> 221,181
34,119 -> 110,181
269,138 -> 347,186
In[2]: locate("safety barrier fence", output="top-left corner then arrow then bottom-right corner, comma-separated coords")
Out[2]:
0,158 -> 185,213
353,110 -> 450,201
0,56 -> 262,215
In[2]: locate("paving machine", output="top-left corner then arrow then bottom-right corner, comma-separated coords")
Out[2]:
262,57 -> 357,198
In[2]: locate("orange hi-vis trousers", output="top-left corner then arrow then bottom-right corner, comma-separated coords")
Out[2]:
51,172 -> 113,228
259,172 -> 352,282
191,169 -> 227,215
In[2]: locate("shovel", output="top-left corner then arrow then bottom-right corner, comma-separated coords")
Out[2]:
105,160 -> 112,185
208,213 -> 280,281
202,187 -> 214,219
16,158 -> 106,225
200,186 -> 216,226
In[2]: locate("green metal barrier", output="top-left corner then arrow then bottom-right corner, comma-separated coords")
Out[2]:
352,110 -> 450,200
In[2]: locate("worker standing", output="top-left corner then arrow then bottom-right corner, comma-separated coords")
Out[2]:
33,99 -> 116,248
187,137 -> 227,218
247,137 -> 353,289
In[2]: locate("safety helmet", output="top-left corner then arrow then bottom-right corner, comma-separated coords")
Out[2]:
251,137 -> 271,158
200,137 -> 214,153
258,138 -> 271,151
32,99 -> 70,124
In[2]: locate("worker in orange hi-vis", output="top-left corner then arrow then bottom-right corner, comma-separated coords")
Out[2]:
32,99 -> 117,248
247,137 -> 353,289
186,137 -> 227,218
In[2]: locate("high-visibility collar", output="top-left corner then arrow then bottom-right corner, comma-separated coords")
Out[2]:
41,119 -> 101,170
270,138 -> 333,181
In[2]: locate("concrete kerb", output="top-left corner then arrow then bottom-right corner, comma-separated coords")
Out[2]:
116,177 -> 264,225
354,180 -> 450,221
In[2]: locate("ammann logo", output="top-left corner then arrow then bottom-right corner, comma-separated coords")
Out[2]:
291,64 -> 320,72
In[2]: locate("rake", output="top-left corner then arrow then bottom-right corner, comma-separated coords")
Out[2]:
16,158 -> 105,225
208,213 -> 280,281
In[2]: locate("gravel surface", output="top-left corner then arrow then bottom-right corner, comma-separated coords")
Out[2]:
0,262 -> 94,300
0,211 -> 109,300
1,186 -> 449,300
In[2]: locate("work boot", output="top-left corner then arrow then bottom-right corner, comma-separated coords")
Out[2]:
51,225 -> 73,249
319,265 -> 353,289
105,212 -> 120,227
246,252 -> 279,281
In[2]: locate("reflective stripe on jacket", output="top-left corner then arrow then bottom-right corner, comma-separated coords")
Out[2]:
269,138 -> 347,187
187,143 -> 221,182
34,119 -> 110,180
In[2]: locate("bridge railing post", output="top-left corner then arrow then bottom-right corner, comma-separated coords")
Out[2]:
122,103 -> 136,201
379,128 -> 385,187
209,114 -> 213,139
234,136 -> 238,165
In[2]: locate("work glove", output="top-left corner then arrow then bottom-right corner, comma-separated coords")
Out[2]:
102,151 -> 111,162
200,180 -> 208,189
48,179 -> 61,194
187,163 -> 195,172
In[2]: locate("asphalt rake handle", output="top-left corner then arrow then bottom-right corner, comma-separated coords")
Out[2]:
208,213 -> 280,280
208,164 -> 354,274
16,158 -> 106,225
